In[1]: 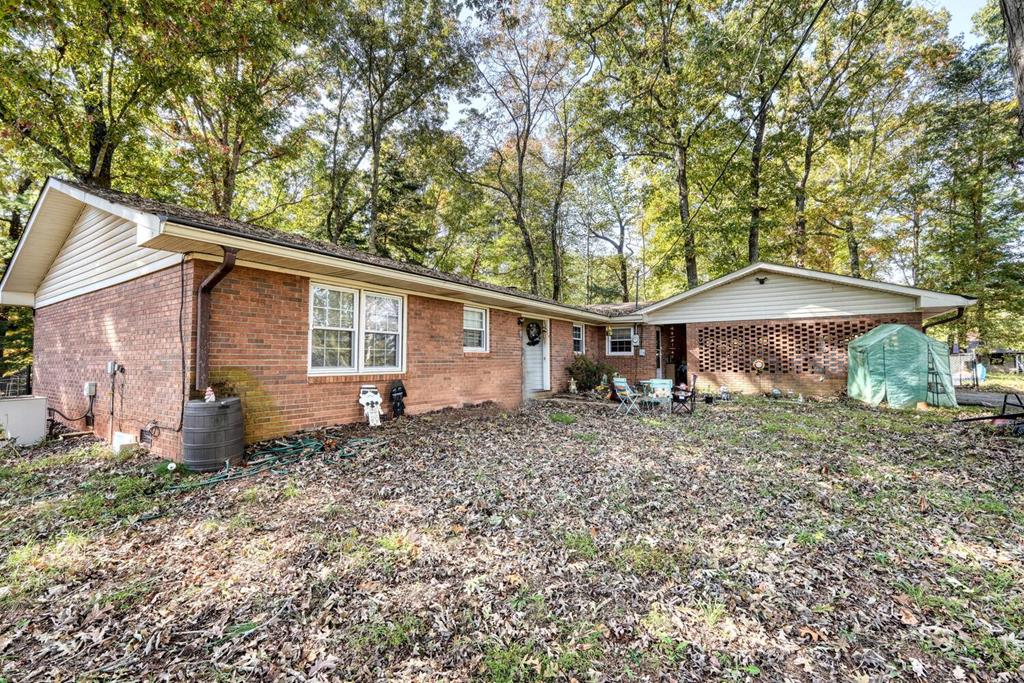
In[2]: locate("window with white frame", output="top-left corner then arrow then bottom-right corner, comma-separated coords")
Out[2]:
572,324 -> 585,354
463,306 -> 488,351
607,326 -> 634,355
309,284 -> 404,374
362,292 -> 402,370
310,286 -> 357,370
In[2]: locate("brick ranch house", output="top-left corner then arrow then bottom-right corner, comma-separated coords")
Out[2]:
0,179 -> 973,458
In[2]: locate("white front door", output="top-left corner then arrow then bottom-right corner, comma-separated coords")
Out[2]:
523,318 -> 550,393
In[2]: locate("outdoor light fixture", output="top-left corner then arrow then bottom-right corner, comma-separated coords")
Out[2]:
755,277 -> 768,285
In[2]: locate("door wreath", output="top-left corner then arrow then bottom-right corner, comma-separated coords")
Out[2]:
525,321 -> 543,346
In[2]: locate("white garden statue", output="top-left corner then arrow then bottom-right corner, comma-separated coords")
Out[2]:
358,385 -> 383,427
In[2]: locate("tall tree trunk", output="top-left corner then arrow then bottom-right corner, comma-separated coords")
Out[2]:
0,176 -> 33,375
618,253 -> 630,303
910,205 -> 922,286
748,86 -> 769,264
368,128 -> 382,255
971,195 -> 986,334
84,100 -> 113,189
1002,0 -> 1024,137
550,224 -> 563,301
515,213 -> 540,295
6,177 -> 32,242
845,217 -> 860,277
548,127 -> 571,301
217,137 -> 242,217
672,142 -> 698,288
794,127 -> 814,267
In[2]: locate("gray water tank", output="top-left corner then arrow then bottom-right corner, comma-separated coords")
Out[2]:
183,397 -> 244,472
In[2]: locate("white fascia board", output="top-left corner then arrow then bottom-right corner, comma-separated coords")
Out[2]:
148,221 -> 611,324
49,179 -> 163,233
0,182 -> 54,297
0,291 -> 35,306
0,179 -> 169,307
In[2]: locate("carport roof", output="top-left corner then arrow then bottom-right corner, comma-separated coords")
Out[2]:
636,262 -> 975,319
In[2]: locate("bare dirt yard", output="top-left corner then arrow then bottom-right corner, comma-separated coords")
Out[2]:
1,398 -> 1021,681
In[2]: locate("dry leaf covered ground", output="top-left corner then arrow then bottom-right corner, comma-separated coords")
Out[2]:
0,398 -> 1021,681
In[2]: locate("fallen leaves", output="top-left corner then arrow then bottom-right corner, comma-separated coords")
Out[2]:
897,606 -> 919,626
798,626 -> 823,643
0,399 -> 1021,680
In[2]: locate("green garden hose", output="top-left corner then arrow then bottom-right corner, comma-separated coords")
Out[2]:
162,435 -> 386,493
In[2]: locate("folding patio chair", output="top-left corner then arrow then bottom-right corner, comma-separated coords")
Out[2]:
644,379 -> 674,415
612,376 -> 642,416
672,373 -> 699,415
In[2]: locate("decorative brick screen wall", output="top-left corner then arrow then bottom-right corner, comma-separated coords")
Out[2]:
686,313 -> 923,396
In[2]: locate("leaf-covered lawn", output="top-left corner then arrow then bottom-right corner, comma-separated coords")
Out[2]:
0,399 -> 1021,681
981,371 -> 1024,395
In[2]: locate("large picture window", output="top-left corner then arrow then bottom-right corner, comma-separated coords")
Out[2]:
309,284 -> 404,374
607,326 -> 634,355
463,306 -> 488,351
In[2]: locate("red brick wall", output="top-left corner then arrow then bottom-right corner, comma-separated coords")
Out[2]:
197,262 -> 525,445
587,323 -> 658,383
685,313 -> 924,396
34,262 -> 194,459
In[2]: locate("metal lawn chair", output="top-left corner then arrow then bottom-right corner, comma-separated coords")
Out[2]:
612,376 -> 642,416
673,374 -> 699,415
643,379 -> 674,414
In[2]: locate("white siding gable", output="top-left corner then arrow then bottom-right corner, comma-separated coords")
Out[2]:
35,206 -> 180,308
644,272 -> 918,324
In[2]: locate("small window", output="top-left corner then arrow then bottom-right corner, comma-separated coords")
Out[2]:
311,285 -> 357,370
463,306 -> 488,351
362,292 -> 402,370
572,324 -> 585,354
607,326 -> 633,355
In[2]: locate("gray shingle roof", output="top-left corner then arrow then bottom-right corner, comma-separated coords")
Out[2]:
584,301 -> 651,317
57,178 -> 611,318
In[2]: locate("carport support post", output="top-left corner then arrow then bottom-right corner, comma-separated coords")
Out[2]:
195,247 -> 238,393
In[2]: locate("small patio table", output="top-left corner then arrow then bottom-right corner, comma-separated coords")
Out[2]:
638,379 -> 673,414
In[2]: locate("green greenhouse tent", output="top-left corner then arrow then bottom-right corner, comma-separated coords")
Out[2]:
847,324 -> 957,409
